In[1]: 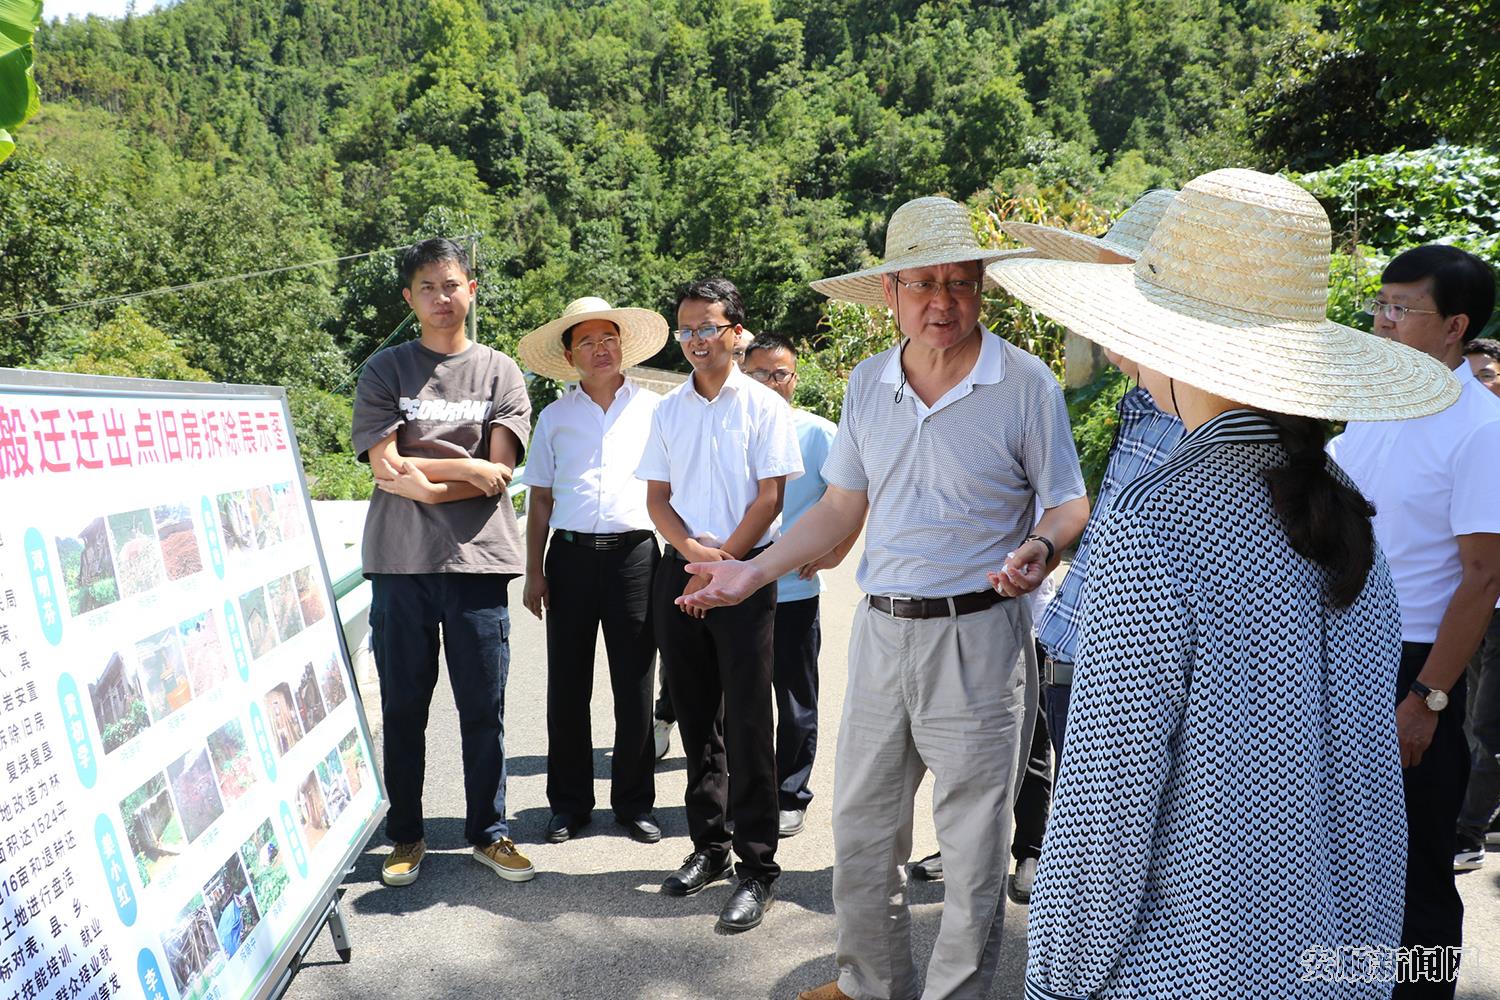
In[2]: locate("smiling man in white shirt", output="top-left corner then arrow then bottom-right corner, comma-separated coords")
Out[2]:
518,297 -> 668,846
636,277 -> 803,933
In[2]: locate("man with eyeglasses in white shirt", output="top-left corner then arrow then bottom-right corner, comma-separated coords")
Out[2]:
517,297 -> 669,847
742,333 -> 862,840
636,277 -> 803,933
1329,244 -> 1500,1000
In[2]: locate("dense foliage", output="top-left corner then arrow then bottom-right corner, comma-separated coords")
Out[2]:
2,0 -> 1495,495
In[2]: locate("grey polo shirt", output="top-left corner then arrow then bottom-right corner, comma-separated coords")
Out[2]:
822,326 -> 1085,598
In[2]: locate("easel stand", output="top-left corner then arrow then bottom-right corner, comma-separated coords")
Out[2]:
269,887 -> 355,998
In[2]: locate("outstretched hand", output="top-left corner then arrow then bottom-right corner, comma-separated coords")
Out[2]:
674,560 -> 765,611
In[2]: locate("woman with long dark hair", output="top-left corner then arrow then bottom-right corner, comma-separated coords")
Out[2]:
990,168 -> 1462,999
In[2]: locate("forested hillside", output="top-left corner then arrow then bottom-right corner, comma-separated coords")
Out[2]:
3,0 -> 1495,495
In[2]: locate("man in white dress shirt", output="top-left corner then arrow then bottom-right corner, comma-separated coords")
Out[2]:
636,277 -> 803,933
1328,245 -> 1500,1000
518,297 -> 669,845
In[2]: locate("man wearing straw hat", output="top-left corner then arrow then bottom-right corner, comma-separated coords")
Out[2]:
517,297 -> 669,845
678,197 -> 1089,1000
988,168 -> 1461,1000
1328,244 -> 1500,999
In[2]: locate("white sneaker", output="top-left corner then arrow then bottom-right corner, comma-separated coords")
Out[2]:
1008,857 -> 1038,903
1454,837 -> 1486,872
653,718 -> 673,760
778,809 -> 805,838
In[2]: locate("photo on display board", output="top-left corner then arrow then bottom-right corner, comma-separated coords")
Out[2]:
89,650 -> 150,755
296,769 -> 331,851
55,516 -> 119,615
317,654 -> 348,712
318,750 -> 352,823
204,852 -> 262,961
120,771 -> 186,887
263,682 -> 304,757
240,587 -> 276,659
162,891 -> 228,1000
267,574 -> 304,643
238,819 -> 290,914
248,486 -> 280,549
294,662 -> 327,735
338,730 -> 369,798
272,482 -> 305,541
135,627 -> 194,722
177,609 -> 229,697
294,566 -> 325,626
216,491 -> 254,555
153,502 -> 203,581
166,744 -> 226,843
107,508 -> 166,598
206,718 -> 257,805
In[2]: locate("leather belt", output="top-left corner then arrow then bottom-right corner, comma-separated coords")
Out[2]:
866,589 -> 1008,619
1043,656 -> 1074,687
554,529 -> 653,551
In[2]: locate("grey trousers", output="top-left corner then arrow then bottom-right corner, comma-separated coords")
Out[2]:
834,599 -> 1035,1000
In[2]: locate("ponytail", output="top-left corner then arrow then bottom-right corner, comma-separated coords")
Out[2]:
1260,412 -> 1376,609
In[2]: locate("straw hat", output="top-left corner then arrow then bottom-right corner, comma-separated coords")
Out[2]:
811,196 -> 1033,306
517,297 -> 668,382
994,188 -> 1178,264
988,168 -> 1460,421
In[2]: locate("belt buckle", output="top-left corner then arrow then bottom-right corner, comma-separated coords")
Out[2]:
595,533 -> 620,549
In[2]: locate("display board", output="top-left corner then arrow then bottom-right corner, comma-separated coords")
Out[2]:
0,370 -> 385,1000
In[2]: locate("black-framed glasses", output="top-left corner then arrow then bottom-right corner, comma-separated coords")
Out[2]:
1363,298 -> 1440,322
675,323 -> 735,342
746,368 -> 795,384
892,274 -> 982,299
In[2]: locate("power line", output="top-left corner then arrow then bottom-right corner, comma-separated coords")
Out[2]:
0,234 -> 480,325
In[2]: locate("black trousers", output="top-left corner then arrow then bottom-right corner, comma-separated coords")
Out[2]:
1395,642 -> 1470,1000
544,532 -> 658,819
1011,679 -> 1052,862
369,573 -> 511,847
653,550 -> 779,882
773,596 -> 821,811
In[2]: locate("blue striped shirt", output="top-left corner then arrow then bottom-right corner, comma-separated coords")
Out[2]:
1036,386 -> 1183,664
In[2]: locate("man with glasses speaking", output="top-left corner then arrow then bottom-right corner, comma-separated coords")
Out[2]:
679,198 -> 1089,1000
742,335 -> 862,840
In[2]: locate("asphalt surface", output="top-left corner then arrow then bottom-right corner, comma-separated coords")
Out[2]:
288,526 -> 1500,999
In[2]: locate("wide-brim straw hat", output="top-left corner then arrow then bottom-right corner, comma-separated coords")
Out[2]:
517,296 -> 668,382
994,188 -> 1178,264
988,168 -> 1460,421
811,196 -> 1033,306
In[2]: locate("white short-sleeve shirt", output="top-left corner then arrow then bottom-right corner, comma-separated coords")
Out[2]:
1329,366 -> 1500,643
635,366 -> 803,548
520,380 -> 660,533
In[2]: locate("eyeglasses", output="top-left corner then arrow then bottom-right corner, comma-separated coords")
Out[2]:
746,368 -> 795,384
675,323 -> 734,342
893,274 -> 982,299
571,335 -> 620,353
1363,298 -> 1441,322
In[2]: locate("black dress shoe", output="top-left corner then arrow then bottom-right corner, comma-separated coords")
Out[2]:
717,876 -> 773,932
660,850 -> 732,897
545,812 -> 591,843
616,814 -> 662,843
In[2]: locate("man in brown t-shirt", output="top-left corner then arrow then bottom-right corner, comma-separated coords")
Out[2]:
351,237 -> 534,887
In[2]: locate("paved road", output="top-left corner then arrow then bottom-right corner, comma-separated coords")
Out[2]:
289,526 -> 1500,999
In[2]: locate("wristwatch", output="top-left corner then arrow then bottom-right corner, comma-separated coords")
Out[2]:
1409,680 -> 1450,712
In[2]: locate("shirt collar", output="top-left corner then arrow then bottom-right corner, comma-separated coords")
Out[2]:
878,325 -> 1005,385
1176,408 -> 1282,448
567,378 -> 634,404
1118,385 -> 1163,415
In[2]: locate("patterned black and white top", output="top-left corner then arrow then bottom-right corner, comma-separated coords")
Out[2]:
1025,410 -> 1406,1000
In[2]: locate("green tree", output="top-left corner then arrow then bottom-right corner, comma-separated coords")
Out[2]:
0,0 -> 41,162
34,305 -> 211,381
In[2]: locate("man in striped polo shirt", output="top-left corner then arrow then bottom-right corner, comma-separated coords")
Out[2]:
680,197 -> 1089,1000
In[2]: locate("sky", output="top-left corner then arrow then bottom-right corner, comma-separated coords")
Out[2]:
40,1 -> 163,21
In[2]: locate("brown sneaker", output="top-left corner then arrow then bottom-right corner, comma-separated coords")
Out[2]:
797,982 -> 853,1000
381,840 -> 426,886
473,837 -> 535,882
